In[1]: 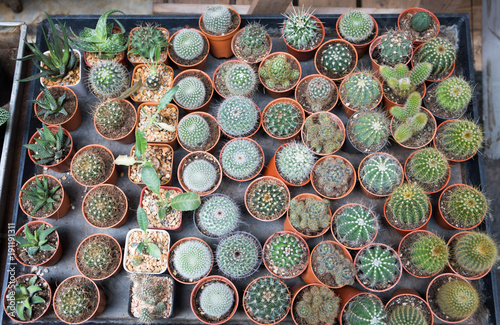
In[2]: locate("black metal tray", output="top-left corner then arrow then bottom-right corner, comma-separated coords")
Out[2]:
2,14 -> 497,325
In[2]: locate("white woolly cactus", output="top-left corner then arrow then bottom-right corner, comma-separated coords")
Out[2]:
202,5 -> 232,35
173,29 -> 204,61
178,114 -> 210,148
338,10 -> 374,43
197,194 -> 240,237
175,76 -> 206,109
182,159 -> 218,193
217,96 -> 260,137
276,142 -> 316,185
221,139 -> 262,180
224,63 -> 257,97
172,239 -> 212,281
199,281 -> 234,318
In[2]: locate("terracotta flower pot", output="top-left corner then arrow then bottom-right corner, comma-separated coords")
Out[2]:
34,85 -> 81,131
369,34 -> 414,78
137,102 -> 179,149
84,49 -> 126,68
167,237 -> 213,285
336,12 -> 379,57
258,52 -> 301,98
244,176 -> 290,222
294,74 -> 339,114
168,28 -> 210,71
385,288 -> 434,325
139,186 -> 184,232
358,152 -> 403,199
177,111 -> 220,154
436,184 -> 486,230
262,98 -> 305,142
172,69 -> 214,112
447,231 -> 493,280
199,7 -> 241,59
82,184 -> 128,229
284,193 -> 332,240
127,143 -> 174,187
383,195 -> 432,237
398,7 -> 440,47
75,233 -> 122,281
339,72 -> 383,118
412,43 -> 455,83
231,27 -> 272,65
19,174 -> 70,219
263,143 -> 311,187
390,106 -> 437,150
283,13 -> 325,62
310,155 -> 356,200
301,111 -> 345,156
27,125 -> 75,173
213,59 -> 255,98
70,144 -> 118,187
337,289 -> 382,325
382,81 -> 426,111
331,203 -> 378,250
219,137 -> 264,182
404,149 -> 451,194
177,151 -> 222,197
130,63 -> 174,104
263,231 -> 310,279
433,119 -> 477,163
94,99 -> 137,144
127,26 -> 169,66
314,39 -> 358,82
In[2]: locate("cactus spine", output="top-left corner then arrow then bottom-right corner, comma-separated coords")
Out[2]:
388,304 -> 427,325
247,178 -> 288,220
244,277 -> 290,324
339,10 -> 374,43
441,185 -> 488,228
343,295 -> 387,325
177,114 -> 210,148
435,76 -> 472,112
276,143 -> 315,185
197,194 -> 240,237
390,92 -> 428,144
236,23 -> 268,57
72,152 -> 105,182
202,5 -> 232,34
259,54 -> 300,89
417,37 -> 456,75
217,96 -> 259,137
380,63 -> 432,98
312,156 -> 353,198
173,29 -> 204,61
130,274 -> 172,323
305,77 -> 334,112
174,76 -> 206,109
349,110 -> 390,152
172,239 -> 212,281
303,112 -> 344,154
436,278 -> 479,320
295,285 -> 340,325
182,159 -> 218,193
95,101 -> 125,129
360,153 -> 402,195
341,72 -> 381,110
409,232 -> 448,275
377,30 -> 412,66
199,281 -> 234,318
289,196 -> 331,235
220,138 -> 262,180
264,102 -> 301,138
216,232 -> 261,279
452,232 -> 498,276
283,7 -> 321,50
438,119 -> 483,160
406,147 -> 449,189
56,287 -> 89,317
388,183 -> 430,227
222,62 -> 257,97
321,43 -> 352,74
87,193 -> 116,222
89,60 -> 129,99
81,239 -> 112,270
129,24 -> 168,60
335,205 -> 377,248
313,242 -> 355,287
356,244 -> 400,289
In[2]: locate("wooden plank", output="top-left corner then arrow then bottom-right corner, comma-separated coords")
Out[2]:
154,3 -> 250,14
316,7 -> 403,14
472,0 -> 481,31
298,0 -> 355,8
248,0 -> 292,14
473,30 -> 482,71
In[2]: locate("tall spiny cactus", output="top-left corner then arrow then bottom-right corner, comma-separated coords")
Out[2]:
390,92 -> 428,144
380,63 -> 432,98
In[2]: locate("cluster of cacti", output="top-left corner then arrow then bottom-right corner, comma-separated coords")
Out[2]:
276,143 -> 315,185
220,138 -> 262,180
182,159 -> 218,193
338,10 -> 374,43
236,22 -> 268,56
341,72 -> 381,110
31,85 -> 68,119
131,274 -> 171,324
305,77 -> 333,112
216,232 -> 261,278
360,154 -> 402,195
380,62 -> 432,98
335,205 -> 377,248
417,37 -> 456,75
56,287 -> 89,317
321,43 -> 353,74
303,112 -> 343,154
24,125 -> 71,165
87,193 -> 116,221
174,76 -> 206,109
390,92 -> 428,143
244,277 -> 290,324
217,96 -> 259,137
283,7 -> 321,50
82,240 -> 112,270
197,194 -> 240,237
441,185 -> 488,228
177,114 -> 210,148
357,245 -> 400,289
264,102 -> 301,138
172,29 -> 204,60
202,5 -> 232,34
314,242 -> 355,287
313,157 -> 353,197
95,101 -> 125,129
295,285 -> 340,325
172,239 -> 212,281
223,63 -> 257,96
89,60 -> 129,99
388,183 -> 429,227
259,54 -> 300,89
435,76 -> 473,112
199,281 -> 234,319
268,233 -> 304,269
349,110 -> 390,152
411,11 -> 431,32
452,232 -> 498,275
388,304 -> 427,325
247,179 -> 288,220
377,30 -> 412,65
129,24 -> 168,59
436,278 -> 479,320
289,196 -> 330,234
72,152 -> 105,182
409,233 -> 448,275
407,148 -> 449,189
343,295 -> 387,325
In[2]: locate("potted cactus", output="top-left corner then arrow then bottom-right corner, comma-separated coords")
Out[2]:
264,142 -> 315,187
75,233 -> 122,280
263,231 -> 309,279
70,144 -> 117,187
331,204 -> 378,250
167,237 -> 213,284
301,112 -> 345,155
258,52 -> 301,98
358,152 -> 403,198
398,7 -> 440,46
213,60 -> 257,98
282,7 -> 325,61
244,176 -> 290,222
231,22 -> 272,64
215,231 -> 262,279
291,284 -> 340,325
346,110 -> 390,154
53,276 -> 105,324
340,291 -> 387,325
310,155 -> 356,199
294,74 -> 338,114
193,194 -> 240,238
32,84 -> 81,131
447,231 -> 498,279
384,289 -> 433,325
413,37 -> 456,82
216,96 -> 261,139
354,243 -> 402,292
129,274 -> 174,322
19,174 -> 70,219
243,276 -> 291,325
404,147 -> 450,194
336,9 -> 378,56
12,221 -> 61,267
93,99 -> 137,144
178,151 -> 222,196
127,23 -> 169,65
369,30 -> 413,75
177,112 -> 220,153
398,230 -> 449,278
219,138 -> 264,182
424,77 -> 473,121
262,98 -> 304,141
284,193 -> 332,239
301,241 -> 356,288
314,39 -> 357,82
168,28 -> 209,70
172,69 -> 214,111
82,184 -> 128,229
339,71 -> 382,118
88,60 -> 130,100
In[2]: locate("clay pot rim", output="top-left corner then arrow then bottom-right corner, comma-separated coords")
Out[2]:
70,144 -> 116,187
177,111 -> 220,153
18,174 -> 66,220
307,240 -> 353,288
136,102 -> 179,145
27,125 -> 74,170
167,237 -> 213,285
339,71 -> 383,116
82,184 -> 128,229
310,155 -> 356,200
437,183 -> 486,230
282,13 -> 325,54
212,59 -> 255,99
177,151 -> 222,196
383,193 -> 432,235
262,98 -> 305,141
231,26 -> 272,64
167,28 -> 210,69
331,203 -> 379,250
258,51 -> 302,95
139,185 -> 184,232
198,6 -> 241,39
294,74 -> 339,114
127,26 -> 169,65
75,233 -> 122,281
12,220 -> 60,267
94,99 -> 137,142
433,119 -> 478,163
34,85 -> 79,127
130,64 -> 174,104
385,290 -> 434,325
127,143 -> 174,186
314,39 -> 358,82
301,111 -> 345,156
336,12 -> 379,49
244,176 -> 290,222
412,43 -> 456,83
446,231 -> 492,280
397,7 -> 441,44
172,69 -> 214,111
358,152 -> 403,199
403,148 -> 451,194
285,193 -> 332,240
219,137 -> 264,182
390,106 -> 437,149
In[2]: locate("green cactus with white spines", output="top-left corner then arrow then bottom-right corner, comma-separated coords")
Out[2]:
197,194 -> 240,237
349,110 -> 390,152
313,157 -> 353,198
199,281 -> 234,318
380,62 -> 432,98
216,232 -> 261,279
182,159 -> 218,193
342,72 -> 381,110
172,239 -> 212,281
388,304 -> 427,325
360,153 -> 402,195
244,277 -> 290,324
289,196 -> 331,234
264,102 -> 301,138
335,205 -> 377,248
305,77 -> 333,112
177,114 -> 210,148
268,233 -> 304,269
202,5 -> 232,34
89,60 -> 129,99
303,112 -> 344,154
87,193 -> 116,222
378,30 -> 412,66
217,96 -> 259,137
282,7 -> 321,50
339,10 -> 374,43
321,43 -> 352,74
295,285 -> 340,325
406,147 -> 449,188
56,287 -> 89,317
452,232 -> 498,275
223,63 -> 257,97
438,119 -> 483,160
220,138 -> 262,180
259,54 -> 300,89
357,244 -> 400,289
436,278 -> 479,320
95,101 -> 125,129
410,233 -> 448,275
72,152 -> 105,182
237,22 -> 268,57
388,183 -> 430,227
82,240 -> 112,270
173,29 -> 204,61
130,274 -> 171,324
343,295 -> 387,325
276,143 -> 315,185
411,11 -> 431,32
441,185 -> 487,228
390,92 -> 428,144
129,24 -> 168,60
247,179 -> 288,220
174,76 -> 206,109
313,242 -> 355,287
417,37 -> 456,75
436,76 -> 473,112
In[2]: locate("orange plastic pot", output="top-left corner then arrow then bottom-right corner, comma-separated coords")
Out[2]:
231,27 -> 272,65
13,220 -> 62,267
139,186 -> 184,232
130,64 -> 174,104
314,39 -> 358,82
404,149 -> 450,194
244,176 -> 290,222
19,175 -> 70,219
128,143 -> 174,187
219,137 -> 264,182
283,14 -> 324,61
199,7 -> 241,59
284,193 -> 332,240
340,72 -> 383,118
172,69 -> 214,112
390,107 -> 437,149
385,288 -> 434,325
178,151 -> 222,197
369,34 -> 414,78
310,155 -> 356,199
398,230 -> 445,279
262,98 -> 304,142
337,290 -> 381,325
168,29 -> 210,71
447,231 -> 493,280
263,231 -> 310,279
82,184 -> 129,229
177,112 -> 220,153
259,52 -> 301,98
213,60 -> 255,98
412,43 -> 455,83
294,74 -> 338,114
382,81 -> 426,111
433,119 -> 478,164
398,8 -> 440,47
127,26 -> 169,66
301,111 -> 345,155
167,237 -> 213,285
331,203 -> 378,250
75,233 -> 122,281
94,99 -> 137,144
336,12 -> 379,57
27,125 -> 74,173
71,144 -> 118,187
34,86 -> 81,131
358,152 -> 403,199
137,102 -> 178,149
263,143 -> 311,187
436,184 -> 486,230
384,195 -> 432,237
191,275 -> 238,324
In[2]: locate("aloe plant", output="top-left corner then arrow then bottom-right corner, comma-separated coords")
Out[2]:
13,223 -> 58,259
5,276 -> 47,321
24,125 -> 71,165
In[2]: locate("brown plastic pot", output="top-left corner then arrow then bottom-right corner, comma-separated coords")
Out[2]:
294,74 -> 339,114
139,186 -> 184,232
71,144 -> 118,187
128,143 -> 174,187
167,237 -> 213,285
94,99 -> 137,144
34,86 -> 81,131
301,241 -> 353,288
404,149 -> 451,194
219,137 -> 264,182
384,194 -> 432,237
369,34 -> 414,78
243,276 -> 290,325
331,204 -> 378,250
390,107 -> 437,149
263,143 -> 311,187
53,276 -> 106,324
244,176 -> 290,222
337,290 -> 382,325
191,275 -> 238,324
412,43 -> 455,83
340,72 -> 383,118
199,7 -> 241,59
213,60 -> 255,98
385,288 -> 434,325
433,119 -> 478,164
398,230 -> 445,279
314,39 -> 358,82
177,112 -> 220,153
383,81 -> 426,111
284,193 -> 332,240
398,7 -> 440,47
12,220 -> 62,267
82,184 -> 129,229
301,111 -> 345,155
259,52 -> 302,98
283,13 -> 325,61
172,69 -> 214,112
336,12 -> 379,57
311,155 -> 356,199
436,184 -> 486,230
263,231 -> 310,279
447,231 -> 492,280
27,125 -> 75,173
178,151 -> 222,197
358,152 -> 403,199
168,28 -> 210,71
137,102 -> 179,149
75,233 -> 122,281
231,27 -> 272,65
19,174 -> 70,219
127,26 -> 169,66
262,98 -> 305,142
130,64 -> 174,104
3,274 -> 52,323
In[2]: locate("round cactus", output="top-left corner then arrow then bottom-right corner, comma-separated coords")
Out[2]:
387,183 -> 430,228
220,138 -> 262,180
321,43 -> 352,74
343,295 -> 387,325
388,304 -> 427,325
89,60 -> 129,99
295,285 -> 340,325
72,152 -> 105,182
411,11 -> 431,32
349,110 -> 390,153
182,159 -> 218,193
87,193 -> 116,222
406,147 -> 449,190
276,143 -> 315,185
267,233 -> 304,270
436,278 -> 479,320
305,77 -> 334,112
341,72 -> 381,110
174,76 -> 206,109
339,10 -> 374,43
244,277 -> 290,324
223,63 -> 257,97
56,287 -> 89,317
236,22 -> 268,57
172,239 -> 212,281
312,242 -> 355,287
452,232 -> 498,276
441,185 -> 488,228
289,196 -> 331,235
259,54 -> 300,89
95,101 -> 125,129
199,281 -> 234,318
417,37 -> 456,75
409,232 -> 448,275
303,112 -> 344,154
196,194 -> 240,237
356,244 -> 400,290
335,204 -> 377,248
377,30 -> 412,66
264,102 -> 301,138
216,232 -> 261,279
247,178 -> 288,220
438,120 -> 483,161
312,156 -> 353,198
173,29 -> 204,61
129,24 -> 168,60
435,76 -> 472,113
217,96 -> 259,137
283,7 -> 321,50
202,5 -> 232,35
81,240 -> 112,270
359,153 -> 402,195
177,114 -> 210,148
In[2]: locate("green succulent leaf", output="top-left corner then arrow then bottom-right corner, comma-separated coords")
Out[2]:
147,242 -> 161,259
170,192 -> 201,211
137,205 -> 149,233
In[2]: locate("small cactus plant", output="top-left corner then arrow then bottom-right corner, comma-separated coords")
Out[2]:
246,178 -> 289,221
202,5 -> 232,35
234,22 -> 269,59
406,147 -> 449,191
390,92 -> 429,144
54,277 -> 96,322
221,62 -> 257,97
387,183 -> 430,229
440,185 -> 488,228
174,76 -> 206,109
94,100 -> 126,130
411,11 -> 431,32
263,101 -> 302,138
216,232 -> 261,279
321,43 -> 353,74
451,232 -> 498,276
343,294 -> 387,325
56,287 -> 89,317
172,29 -> 204,61
359,153 -> 403,196
388,304 -> 427,325
89,60 -> 129,99
276,143 -> 315,185
220,138 -> 262,180
341,72 -> 382,110
259,54 -> 300,89
198,281 -> 235,319
130,274 -> 173,323
356,244 -> 400,290
338,10 -> 375,43
244,277 -> 290,324
377,30 -> 412,66
196,194 -> 240,237
303,112 -> 344,154
289,196 -> 331,236
304,76 -> 334,112
312,156 -> 354,198
380,62 -> 432,98
266,232 -> 306,276
80,239 -> 112,271
129,24 -> 169,60
177,114 -> 210,148
435,76 -> 473,113
282,7 -> 322,50
312,242 -> 355,287
416,37 -> 456,76
435,278 -> 479,321
407,232 -> 449,275
72,152 -> 106,184
217,96 -> 260,137
294,285 -> 340,325
181,159 -> 218,194
348,110 -> 390,153
87,193 -> 116,222
172,239 -> 212,282
334,204 -> 377,249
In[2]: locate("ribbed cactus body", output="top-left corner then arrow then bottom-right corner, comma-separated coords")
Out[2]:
182,159 -> 218,193
264,102 -> 301,138
411,11 -> 431,32
313,157 -> 353,197
289,196 -> 330,234
435,76 -> 472,112
305,77 -> 333,112
283,8 -> 321,50
259,54 -> 300,89
406,147 -> 449,188
57,287 -> 89,317
441,185 -> 487,228
339,10 -> 374,43
89,60 -> 129,99
95,101 -> 125,129
349,110 -> 390,152
378,30 -> 412,66
174,76 -> 206,109
82,240 -> 112,270
276,143 -> 315,185
221,138 -> 262,180
321,43 -> 352,74
343,295 -> 386,325
268,233 -> 304,269
313,242 -> 355,287
177,114 -> 210,148
453,232 -> 498,275
356,245 -> 400,289
197,194 -> 239,237
335,205 -> 377,248
216,232 -> 261,279
436,278 -> 479,320
202,5 -> 232,35
342,72 -> 381,110
217,96 -> 259,137
199,282 -> 234,318
390,92 -> 428,144
244,277 -> 290,323
360,153 -> 402,195
417,37 -> 456,75
173,29 -> 204,61
388,183 -> 430,227
73,153 -> 105,182
247,179 -> 288,220
438,119 -> 483,160
237,23 -> 268,56
295,285 -> 340,325
223,63 -> 257,97
304,112 -> 343,154
409,233 -> 448,275
172,240 -> 212,281
388,304 -> 427,325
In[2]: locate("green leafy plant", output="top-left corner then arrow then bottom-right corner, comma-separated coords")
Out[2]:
276,143 -> 315,185
377,30 -> 412,66
417,37 -> 456,75
409,232 -> 448,275
20,175 -> 61,217
174,76 -> 206,109
387,183 -> 430,228
172,239 -> 212,281
216,232 -> 261,279
303,112 -> 344,154
7,276 -> 46,321
30,84 -> 68,119
321,43 -> 353,74
435,76 -> 473,113
13,223 -> 57,259
452,232 -> 498,276
349,110 -> 390,152
143,45 -> 164,91
217,96 -> 259,137
259,54 -> 300,89
390,91 -> 428,144
289,196 -> 330,235
436,278 -> 479,320
282,7 -> 321,50
359,153 -> 402,195
338,10 -> 374,43
343,295 -> 386,325
406,147 -> 449,190
294,285 -> 340,325
0,108 -> 9,127
341,72 -> 381,110
202,5 -> 232,34
220,138 -> 262,180
136,206 -> 161,259
172,29 -> 204,61
411,11 -> 431,32
244,277 -> 290,324
196,194 -> 240,237
199,281 -> 234,319
335,205 -> 377,248
356,244 -> 400,290
313,242 -> 355,287
380,62 -> 432,98
24,125 -> 71,165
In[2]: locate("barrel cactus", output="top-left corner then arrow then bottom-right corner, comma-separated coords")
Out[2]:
236,22 -> 268,58
56,287 -> 90,317
216,232 -> 261,279
343,295 -> 387,325
387,183 -> 430,229
72,152 -> 105,183
377,30 -> 412,66
440,185 -> 488,229
436,278 -> 479,321
303,112 -> 344,154
264,101 -> 302,138
408,232 -> 448,275
81,240 -> 112,271
244,277 -> 290,324
259,54 -> 300,89
246,178 -> 288,221
267,233 -> 305,270
282,7 -> 321,50
182,159 -> 218,193
312,156 -> 353,198
217,96 -> 260,137
276,143 -> 315,185
177,114 -> 210,148
356,244 -> 400,290
196,194 -> 240,237
411,11 -> 431,32
335,204 -> 377,249
406,147 -> 449,190
417,37 -> 456,75
172,29 -> 204,61
202,5 -> 232,35
435,76 -> 473,113
220,138 -> 262,180
222,62 -> 257,97
305,77 -> 334,112
390,92 -> 428,144
379,62 -> 432,98
341,72 -> 381,110
294,285 -> 340,325
338,10 -> 374,43
313,242 -> 355,287
451,232 -> 498,276
198,281 -> 234,319
359,153 -> 403,196
87,193 -> 116,222
349,110 -> 390,153
89,60 -> 129,99
321,43 -> 353,74
289,196 -> 331,235
174,76 -> 206,109
172,239 -> 212,282
388,304 -> 427,325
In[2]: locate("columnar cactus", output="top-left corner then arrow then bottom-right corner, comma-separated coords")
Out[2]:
199,281 -> 234,318
417,37 -> 456,75
388,304 -> 427,325
224,63 -> 257,97
177,114 -> 210,148
95,101 -> 125,129
377,30 -> 412,65
305,77 -> 333,112
172,239 -> 212,281
289,196 -> 331,234
129,24 -> 168,60
452,232 -> 498,275
216,232 -> 261,279
313,242 -> 355,287
56,287 -> 89,317
388,183 -> 430,227
343,295 -> 387,325
406,147 -> 449,189
202,5 -> 232,35
436,278 -> 479,320
72,153 -> 105,182
82,240 -> 112,270
295,285 -> 340,325
89,60 -> 129,99
303,113 -> 343,154
197,194 -> 240,237
217,96 -> 259,137
182,159 -> 218,193
379,62 -> 432,98
390,92 -> 428,144
264,102 -> 301,138
441,185 -> 488,228
321,43 -> 352,74
411,11 -> 431,32
409,233 -> 448,275
312,156 -> 353,198
268,233 -> 304,269
349,110 -> 390,152
359,153 -> 403,195
173,29 -> 204,61
338,10 -> 374,43
220,138 -> 262,180
435,76 -> 473,113
341,72 -> 381,110
244,277 -> 290,324
356,244 -> 400,289
237,22 -> 268,56
87,193 -> 116,222
247,179 -> 288,220
283,7 -> 321,50
259,54 -> 300,89
276,143 -> 315,185
335,205 -> 377,248
174,76 -> 206,109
